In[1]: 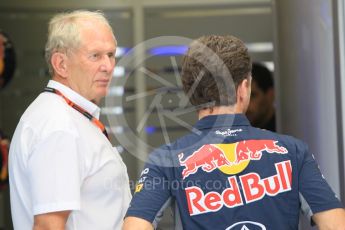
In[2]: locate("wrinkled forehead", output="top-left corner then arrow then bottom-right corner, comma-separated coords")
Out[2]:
70,24 -> 116,55
77,18 -> 116,41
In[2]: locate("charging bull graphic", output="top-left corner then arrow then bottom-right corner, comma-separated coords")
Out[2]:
179,144 -> 231,179
179,140 -> 288,179
235,140 -> 288,164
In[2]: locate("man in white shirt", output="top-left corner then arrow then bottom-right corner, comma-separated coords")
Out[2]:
9,10 -> 131,230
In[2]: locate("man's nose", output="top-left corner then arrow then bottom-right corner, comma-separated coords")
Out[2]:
100,55 -> 115,72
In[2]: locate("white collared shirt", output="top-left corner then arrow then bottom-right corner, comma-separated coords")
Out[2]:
47,80 -> 101,118
9,80 -> 132,230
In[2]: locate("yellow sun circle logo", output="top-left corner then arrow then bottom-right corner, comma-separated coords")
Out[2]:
216,144 -> 250,175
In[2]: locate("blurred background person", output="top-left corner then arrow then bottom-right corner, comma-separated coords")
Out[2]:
246,62 -> 276,131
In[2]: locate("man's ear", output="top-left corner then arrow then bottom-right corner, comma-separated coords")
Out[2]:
51,52 -> 68,78
235,78 -> 252,113
237,78 -> 251,101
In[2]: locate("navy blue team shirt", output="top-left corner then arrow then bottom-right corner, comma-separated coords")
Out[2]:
126,114 -> 343,230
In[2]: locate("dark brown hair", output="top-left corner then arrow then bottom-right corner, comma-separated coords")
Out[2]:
181,35 -> 251,108
252,62 -> 273,92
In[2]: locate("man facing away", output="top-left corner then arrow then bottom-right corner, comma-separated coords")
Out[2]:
9,10 -> 131,230
123,35 -> 345,229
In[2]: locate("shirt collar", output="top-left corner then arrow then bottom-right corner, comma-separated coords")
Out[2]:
194,114 -> 251,130
47,80 -> 101,118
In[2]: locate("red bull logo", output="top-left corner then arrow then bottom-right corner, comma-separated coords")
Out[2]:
179,144 -> 231,179
179,140 -> 288,179
234,139 -> 288,164
186,160 -> 292,216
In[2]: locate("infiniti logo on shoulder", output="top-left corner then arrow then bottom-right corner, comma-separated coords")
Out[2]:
226,221 -> 266,230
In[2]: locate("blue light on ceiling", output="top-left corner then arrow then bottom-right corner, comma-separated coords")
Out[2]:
149,45 -> 188,56
145,126 -> 157,134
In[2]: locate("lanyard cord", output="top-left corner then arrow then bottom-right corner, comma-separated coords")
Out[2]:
44,87 -> 109,140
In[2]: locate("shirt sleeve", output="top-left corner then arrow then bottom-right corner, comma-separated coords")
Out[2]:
298,143 -> 343,216
27,130 -> 82,215
125,149 -> 173,224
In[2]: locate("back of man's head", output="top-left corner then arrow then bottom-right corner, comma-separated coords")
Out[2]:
45,10 -> 115,76
181,35 -> 251,109
251,62 -> 273,92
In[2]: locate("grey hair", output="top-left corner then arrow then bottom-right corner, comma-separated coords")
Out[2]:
45,10 -> 116,75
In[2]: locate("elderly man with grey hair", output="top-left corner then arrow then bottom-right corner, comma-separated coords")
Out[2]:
9,10 -> 131,230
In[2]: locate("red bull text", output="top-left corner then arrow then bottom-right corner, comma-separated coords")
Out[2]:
185,160 -> 292,216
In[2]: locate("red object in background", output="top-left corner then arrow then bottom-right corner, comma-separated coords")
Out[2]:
0,30 -> 16,89
0,134 -> 9,190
